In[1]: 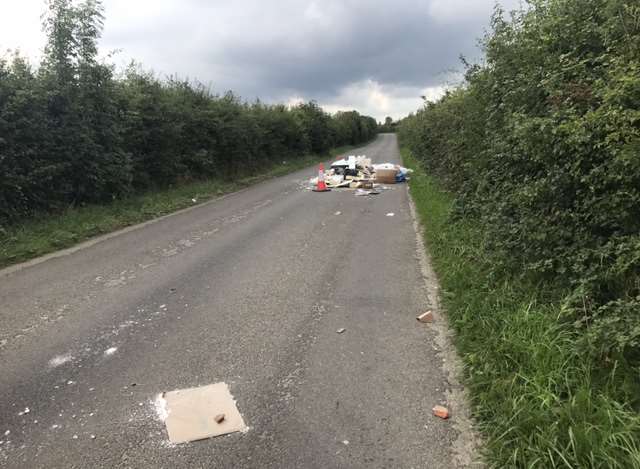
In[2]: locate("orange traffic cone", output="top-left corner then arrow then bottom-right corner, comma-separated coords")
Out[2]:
313,163 -> 331,192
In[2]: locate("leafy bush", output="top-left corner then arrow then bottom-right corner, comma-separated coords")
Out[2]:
404,151 -> 640,467
399,0 -> 640,372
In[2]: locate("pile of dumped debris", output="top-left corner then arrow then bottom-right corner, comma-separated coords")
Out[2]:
309,155 -> 413,194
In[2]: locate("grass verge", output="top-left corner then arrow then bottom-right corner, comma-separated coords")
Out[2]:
403,148 -> 640,468
0,144 -> 358,269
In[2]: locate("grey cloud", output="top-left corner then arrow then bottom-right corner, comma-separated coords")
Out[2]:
0,0 -> 523,119
102,0 -> 521,98
220,10 -> 468,98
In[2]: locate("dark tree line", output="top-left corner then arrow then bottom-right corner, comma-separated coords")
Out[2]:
400,0 -> 640,369
0,0 -> 377,224
377,116 -> 397,132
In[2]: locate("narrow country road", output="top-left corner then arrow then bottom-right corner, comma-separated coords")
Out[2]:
0,134 -> 474,468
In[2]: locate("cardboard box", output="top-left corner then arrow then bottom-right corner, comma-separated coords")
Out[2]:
375,168 -> 397,184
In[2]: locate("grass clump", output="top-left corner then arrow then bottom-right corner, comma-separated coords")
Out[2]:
404,149 -> 640,468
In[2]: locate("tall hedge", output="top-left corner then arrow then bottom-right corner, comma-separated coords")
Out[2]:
0,0 -> 377,224
399,0 -> 640,371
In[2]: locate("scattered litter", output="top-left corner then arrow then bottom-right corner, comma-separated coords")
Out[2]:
191,198 -> 197,203
336,328 -> 346,334
310,155 -> 411,193
104,347 -> 118,356
334,211 -> 342,216
90,434 -> 96,440
432,405 -> 450,420
417,311 -> 434,323
332,155 -> 370,176
4,430 -> 9,436
18,407 -> 30,416
215,414 -> 226,424
160,382 -> 247,444
386,212 -> 395,217
67,380 -> 75,385
354,189 -> 380,196
72,434 -> 78,440
342,440 -> 350,445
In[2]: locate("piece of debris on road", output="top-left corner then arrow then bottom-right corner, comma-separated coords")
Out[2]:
432,405 -> 450,420
336,328 -> 346,334
159,382 -> 247,444
354,189 -> 380,196
417,311 -> 434,323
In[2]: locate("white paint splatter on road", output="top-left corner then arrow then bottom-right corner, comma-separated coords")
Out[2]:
153,394 -> 169,422
49,354 -> 73,368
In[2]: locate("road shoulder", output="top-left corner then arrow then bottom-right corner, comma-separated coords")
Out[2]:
407,185 -> 484,468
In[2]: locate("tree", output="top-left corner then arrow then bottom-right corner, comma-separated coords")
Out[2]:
39,0 -> 130,204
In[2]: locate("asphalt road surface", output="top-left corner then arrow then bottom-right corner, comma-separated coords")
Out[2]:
0,134 -> 476,468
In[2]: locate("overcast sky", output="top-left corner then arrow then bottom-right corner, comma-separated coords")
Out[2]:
0,0 -> 522,121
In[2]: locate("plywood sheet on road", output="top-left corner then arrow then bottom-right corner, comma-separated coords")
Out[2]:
163,382 -> 247,444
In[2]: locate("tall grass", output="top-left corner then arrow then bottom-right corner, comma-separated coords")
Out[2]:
403,149 -> 640,468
